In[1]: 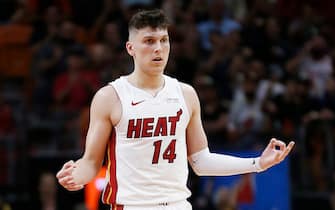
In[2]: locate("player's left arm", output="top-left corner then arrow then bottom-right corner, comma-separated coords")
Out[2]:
181,83 -> 295,176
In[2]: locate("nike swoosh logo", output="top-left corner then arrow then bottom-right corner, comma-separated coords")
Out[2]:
131,100 -> 145,106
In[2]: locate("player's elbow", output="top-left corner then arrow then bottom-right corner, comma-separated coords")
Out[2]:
188,148 -> 211,176
190,165 -> 207,176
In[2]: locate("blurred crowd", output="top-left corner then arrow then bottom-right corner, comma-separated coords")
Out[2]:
0,0 -> 335,210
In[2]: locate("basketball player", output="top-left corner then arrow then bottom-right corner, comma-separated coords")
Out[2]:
56,9 -> 295,210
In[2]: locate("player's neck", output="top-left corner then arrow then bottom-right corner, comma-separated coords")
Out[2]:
127,71 -> 165,96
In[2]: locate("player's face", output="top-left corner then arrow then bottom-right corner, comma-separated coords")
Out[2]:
127,27 -> 170,75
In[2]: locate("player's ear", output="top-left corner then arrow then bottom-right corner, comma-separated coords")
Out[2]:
126,41 -> 135,56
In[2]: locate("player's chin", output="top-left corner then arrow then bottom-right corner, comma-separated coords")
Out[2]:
149,65 -> 166,74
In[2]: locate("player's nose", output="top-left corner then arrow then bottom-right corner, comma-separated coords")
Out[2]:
154,42 -> 163,52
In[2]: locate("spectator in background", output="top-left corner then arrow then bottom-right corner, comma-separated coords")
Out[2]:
98,22 -> 124,53
288,35 -> 333,98
88,20 -> 132,84
256,16 -> 292,70
193,75 -> 228,151
202,28 -> 245,102
225,52 -> 250,98
197,0 -> 241,52
215,185 -> 238,210
265,77 -> 310,139
52,46 -> 100,113
45,45 -> 97,152
257,65 -> 285,105
214,174 -> 255,210
228,71 -> 265,149
186,0 -> 209,24
25,0 -> 71,16
168,8 -> 201,84
222,0 -> 247,23
9,0 -> 36,24
30,5 -> 63,52
30,19 -> 86,116
303,119 -> 333,192
96,21 -> 129,80
87,44 -> 111,83
294,76 -> 335,193
88,0 -> 126,42
161,0 -> 180,25
30,171 -> 59,210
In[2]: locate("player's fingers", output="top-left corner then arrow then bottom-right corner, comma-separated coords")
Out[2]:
278,141 -> 295,161
284,141 -> 295,154
58,175 -> 74,186
274,150 -> 282,163
56,169 -> 67,179
273,139 -> 286,151
58,173 -> 84,191
63,160 -> 75,169
58,177 -> 70,186
56,167 -> 72,179
66,184 -> 84,191
269,138 -> 277,149
56,162 -> 75,178
288,141 -> 295,149
64,179 -> 83,189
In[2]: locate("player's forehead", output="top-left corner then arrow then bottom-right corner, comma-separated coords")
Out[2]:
135,27 -> 169,39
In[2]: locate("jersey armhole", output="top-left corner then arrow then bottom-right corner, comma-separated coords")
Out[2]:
176,82 -> 191,124
108,81 -> 124,128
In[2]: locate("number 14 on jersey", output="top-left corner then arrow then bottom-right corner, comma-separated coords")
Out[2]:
152,140 -> 177,164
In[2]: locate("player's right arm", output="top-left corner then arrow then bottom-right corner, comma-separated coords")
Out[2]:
56,85 -> 121,191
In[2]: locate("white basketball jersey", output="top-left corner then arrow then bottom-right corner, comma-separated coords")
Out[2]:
102,75 -> 191,206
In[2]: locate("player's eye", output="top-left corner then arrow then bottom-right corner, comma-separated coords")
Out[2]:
145,39 -> 154,44
161,38 -> 168,43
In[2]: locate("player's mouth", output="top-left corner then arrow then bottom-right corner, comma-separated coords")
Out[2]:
152,57 -> 163,63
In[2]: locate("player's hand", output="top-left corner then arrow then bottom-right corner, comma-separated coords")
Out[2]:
259,138 -> 295,171
56,160 -> 84,191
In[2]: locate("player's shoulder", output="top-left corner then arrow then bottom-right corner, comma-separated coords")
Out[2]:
95,84 -> 118,99
177,81 -> 200,114
164,74 -> 196,95
89,84 -> 121,122
91,84 -> 120,107
178,81 -> 198,98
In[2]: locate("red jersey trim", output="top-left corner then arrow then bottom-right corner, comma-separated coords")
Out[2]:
112,204 -> 124,210
102,127 -> 118,204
